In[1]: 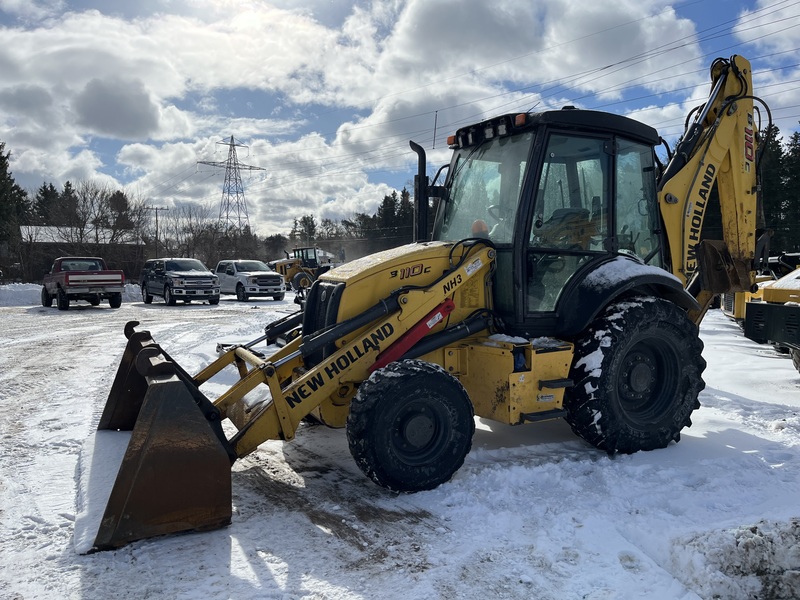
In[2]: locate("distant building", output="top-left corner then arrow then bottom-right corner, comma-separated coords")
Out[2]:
18,225 -> 144,282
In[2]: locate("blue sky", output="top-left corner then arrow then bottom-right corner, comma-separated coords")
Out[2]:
0,0 -> 798,236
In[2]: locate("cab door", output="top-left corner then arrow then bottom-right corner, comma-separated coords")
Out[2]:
524,133 -> 612,317
515,131 -> 661,336
216,262 -> 232,293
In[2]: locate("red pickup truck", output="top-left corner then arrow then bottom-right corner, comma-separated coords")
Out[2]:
41,256 -> 125,310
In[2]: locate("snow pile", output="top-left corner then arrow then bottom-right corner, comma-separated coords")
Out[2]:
670,519 -> 800,599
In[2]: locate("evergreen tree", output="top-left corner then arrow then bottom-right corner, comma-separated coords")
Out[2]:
59,181 -> 78,227
782,131 -> 800,251
0,142 -> 31,247
32,182 -> 60,225
758,124 -> 787,250
376,191 -> 399,237
397,187 -> 414,243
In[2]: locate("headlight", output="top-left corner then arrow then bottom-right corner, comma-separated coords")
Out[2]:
212,276 -> 219,285
248,276 -> 258,284
169,277 -> 185,286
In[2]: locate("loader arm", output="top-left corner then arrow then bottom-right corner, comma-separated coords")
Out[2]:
657,55 -> 766,323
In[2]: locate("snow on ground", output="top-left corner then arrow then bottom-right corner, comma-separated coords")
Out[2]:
0,284 -> 798,599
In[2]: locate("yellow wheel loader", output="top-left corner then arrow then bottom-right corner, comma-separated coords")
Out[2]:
269,246 -> 330,294
77,55 -> 770,552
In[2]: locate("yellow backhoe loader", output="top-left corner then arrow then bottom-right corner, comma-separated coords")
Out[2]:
77,55 -> 769,552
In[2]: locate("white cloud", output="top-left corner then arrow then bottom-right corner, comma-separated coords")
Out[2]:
0,0 -> 63,20
72,78 -> 160,139
0,0 -> 797,237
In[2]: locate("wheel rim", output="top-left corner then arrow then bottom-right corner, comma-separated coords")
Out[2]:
616,339 -> 679,422
165,288 -> 171,303
390,399 -> 448,466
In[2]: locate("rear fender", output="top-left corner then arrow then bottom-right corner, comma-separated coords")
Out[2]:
555,255 -> 699,337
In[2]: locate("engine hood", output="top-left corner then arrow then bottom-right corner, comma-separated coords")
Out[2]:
321,241 -> 455,286
168,270 -> 213,277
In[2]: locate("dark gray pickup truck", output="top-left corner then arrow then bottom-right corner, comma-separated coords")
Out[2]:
140,257 -> 220,305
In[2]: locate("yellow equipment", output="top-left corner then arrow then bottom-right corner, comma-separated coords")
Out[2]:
77,56 -> 770,551
743,265 -> 800,373
721,252 -> 800,324
269,246 -> 330,292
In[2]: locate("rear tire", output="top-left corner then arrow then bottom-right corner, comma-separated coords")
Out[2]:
347,360 -> 475,492
164,286 -> 176,306
41,287 -> 52,307
57,288 -> 69,311
142,285 -> 153,304
566,296 -> 705,454
109,293 -> 122,308
236,284 -> 248,302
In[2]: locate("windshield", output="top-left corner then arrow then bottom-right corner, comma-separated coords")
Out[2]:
237,261 -> 270,272
166,259 -> 207,272
433,132 -> 533,244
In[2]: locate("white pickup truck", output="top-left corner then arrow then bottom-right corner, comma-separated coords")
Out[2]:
215,259 -> 287,302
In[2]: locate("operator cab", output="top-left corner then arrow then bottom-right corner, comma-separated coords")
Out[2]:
430,109 -> 663,337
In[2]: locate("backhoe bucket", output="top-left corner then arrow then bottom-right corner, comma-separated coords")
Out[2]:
74,322 -> 235,553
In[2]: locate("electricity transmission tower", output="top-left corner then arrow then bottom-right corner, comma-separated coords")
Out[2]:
198,136 -> 265,234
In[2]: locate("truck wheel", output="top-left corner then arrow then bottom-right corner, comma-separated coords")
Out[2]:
89,295 -> 101,306
792,349 -> 800,375
208,297 -> 220,305
109,293 -> 122,308
273,293 -> 285,301
164,286 -> 177,306
41,287 -> 53,307
346,359 -> 475,492
566,296 -> 705,454
57,288 -> 69,311
236,284 -> 248,302
292,272 -> 313,291
142,285 -> 153,304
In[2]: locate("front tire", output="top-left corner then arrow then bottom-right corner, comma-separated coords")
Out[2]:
347,360 -> 475,492
208,296 -> 220,305
273,293 -> 285,301
164,286 -> 176,306
566,296 -> 705,454
41,287 -> 52,307
236,284 -> 248,302
792,349 -> 800,375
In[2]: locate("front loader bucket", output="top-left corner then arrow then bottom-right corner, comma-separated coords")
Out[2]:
74,322 -> 235,553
